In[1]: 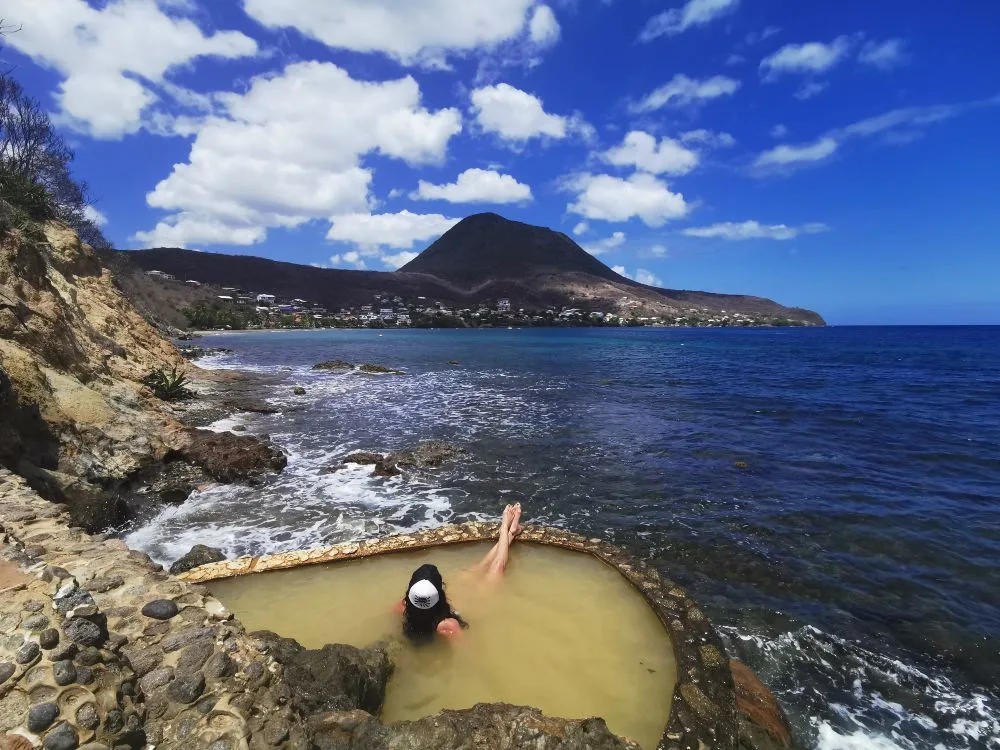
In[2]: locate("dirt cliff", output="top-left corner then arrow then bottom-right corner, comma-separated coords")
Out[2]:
0,220 -> 283,531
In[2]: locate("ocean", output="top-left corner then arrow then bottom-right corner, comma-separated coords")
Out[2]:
125,326 -> 1000,750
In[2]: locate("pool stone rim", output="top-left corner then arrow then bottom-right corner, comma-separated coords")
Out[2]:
178,522 -> 739,750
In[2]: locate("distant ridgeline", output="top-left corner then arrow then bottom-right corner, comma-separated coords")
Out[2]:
107,213 -> 824,330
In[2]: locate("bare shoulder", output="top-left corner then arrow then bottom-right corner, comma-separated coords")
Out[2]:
436,618 -> 462,637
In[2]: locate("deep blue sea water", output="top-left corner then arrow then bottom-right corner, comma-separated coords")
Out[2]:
127,326 -> 1000,750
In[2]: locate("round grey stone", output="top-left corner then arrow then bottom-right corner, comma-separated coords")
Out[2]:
203,651 -> 235,680
76,666 -> 95,685
39,628 -> 60,649
24,613 -> 50,630
53,660 -> 77,686
167,671 -> 205,704
177,641 -> 214,674
104,709 -> 124,733
17,641 -> 40,664
0,661 -> 15,684
138,666 -> 174,694
43,720 -> 80,750
77,702 -> 100,730
28,702 -> 60,732
141,600 -> 179,620
51,643 -> 79,661
76,647 -> 102,666
64,618 -> 104,647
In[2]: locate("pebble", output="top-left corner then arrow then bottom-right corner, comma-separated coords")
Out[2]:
24,614 -> 50,630
53,659 -> 77,686
77,702 -> 100,730
17,641 -> 40,664
76,647 -> 102,666
87,575 -> 124,593
161,627 -> 215,653
204,651 -> 235,680
64,618 -> 104,647
0,661 -> 15,684
51,643 -> 79,662
177,641 -> 215,673
138,667 -> 174,694
39,628 -> 60,649
124,645 -> 162,677
76,666 -> 94,685
43,721 -> 80,750
167,671 -> 206,704
28,702 -> 60,732
141,600 -> 179,620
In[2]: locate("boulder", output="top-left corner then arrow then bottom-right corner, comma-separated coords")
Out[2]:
313,360 -> 354,372
175,429 -> 286,482
169,544 -> 226,575
251,631 -> 392,716
340,443 -> 465,479
730,659 -> 795,750
358,364 -> 404,375
341,452 -> 383,466
311,703 -> 640,750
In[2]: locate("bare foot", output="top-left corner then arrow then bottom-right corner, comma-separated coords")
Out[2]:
508,502 -> 522,541
500,504 -> 513,536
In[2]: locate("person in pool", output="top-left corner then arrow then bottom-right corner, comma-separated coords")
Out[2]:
398,503 -> 522,644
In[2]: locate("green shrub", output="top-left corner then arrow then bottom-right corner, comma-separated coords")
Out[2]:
142,367 -> 194,401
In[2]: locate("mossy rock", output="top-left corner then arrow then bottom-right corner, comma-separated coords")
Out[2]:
358,364 -> 404,375
293,387 -> 306,395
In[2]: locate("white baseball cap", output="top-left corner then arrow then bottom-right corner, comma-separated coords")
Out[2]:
407,579 -> 440,610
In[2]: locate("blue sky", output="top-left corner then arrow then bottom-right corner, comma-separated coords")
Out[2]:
4,0 -> 999,324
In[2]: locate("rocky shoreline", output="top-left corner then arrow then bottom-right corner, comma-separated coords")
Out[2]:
1,222 -> 795,749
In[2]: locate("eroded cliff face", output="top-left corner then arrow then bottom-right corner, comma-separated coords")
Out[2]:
0,222 -> 192,529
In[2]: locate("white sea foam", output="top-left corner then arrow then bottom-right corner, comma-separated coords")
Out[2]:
720,624 -> 1000,750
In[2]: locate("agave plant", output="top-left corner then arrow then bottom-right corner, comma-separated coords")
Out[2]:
142,366 -> 194,401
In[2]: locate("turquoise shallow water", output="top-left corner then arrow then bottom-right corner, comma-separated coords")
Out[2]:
127,326 -> 1000,750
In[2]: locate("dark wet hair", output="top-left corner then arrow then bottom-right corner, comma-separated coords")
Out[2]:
402,563 -> 468,645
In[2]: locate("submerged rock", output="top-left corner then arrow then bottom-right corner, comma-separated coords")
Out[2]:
169,544 -> 226,575
294,387 -> 306,395
730,659 -> 794,750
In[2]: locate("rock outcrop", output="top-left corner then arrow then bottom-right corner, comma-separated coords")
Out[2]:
168,545 -> 227,576
0,222 -> 285,530
341,442 -> 465,478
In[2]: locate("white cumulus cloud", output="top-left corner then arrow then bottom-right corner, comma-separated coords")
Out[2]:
639,0 -> 740,41
529,5 -> 561,46
572,222 -> 590,236
858,39 -> 908,70
631,74 -> 741,113
612,266 -> 663,286
413,169 -> 532,204
3,0 -> 258,139
565,172 -> 688,227
383,251 -> 420,269
680,129 -> 736,148
682,221 -> 830,240
241,0 -> 538,66
83,206 -> 109,227
582,231 -> 626,256
760,36 -> 857,79
326,211 -> 459,250
470,83 -> 577,142
135,61 -> 462,248
603,131 -> 699,176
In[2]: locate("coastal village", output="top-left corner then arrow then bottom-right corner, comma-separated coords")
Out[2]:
144,269 -> 801,330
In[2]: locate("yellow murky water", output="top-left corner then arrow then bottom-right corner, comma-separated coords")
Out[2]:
208,542 -> 676,749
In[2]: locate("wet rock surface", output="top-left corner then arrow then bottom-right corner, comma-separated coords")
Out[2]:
3,468 -> 754,750
339,442 -> 466,478
252,631 -> 392,716
169,545 -> 227,575
730,659 -> 795,750
174,428 -> 287,482
310,704 -> 642,750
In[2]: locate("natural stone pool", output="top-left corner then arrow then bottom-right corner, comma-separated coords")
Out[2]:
207,541 -> 677,749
